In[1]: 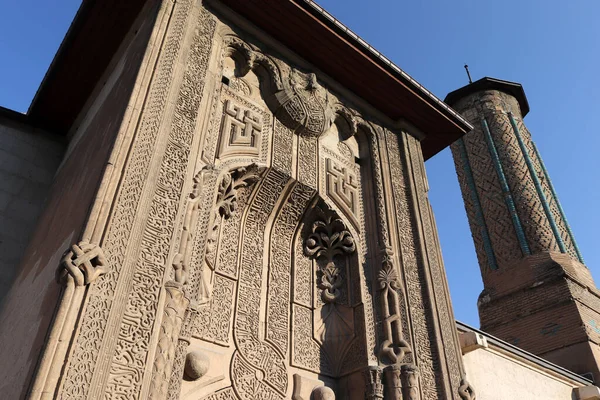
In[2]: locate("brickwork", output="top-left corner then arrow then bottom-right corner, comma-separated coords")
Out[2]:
447,79 -> 600,380
0,115 -> 64,304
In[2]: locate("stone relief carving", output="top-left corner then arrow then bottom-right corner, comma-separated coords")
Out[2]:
218,99 -> 262,157
202,165 -> 263,300
43,9 -> 468,399
378,248 -> 412,364
458,378 -> 476,400
365,366 -> 384,400
222,35 -> 335,137
218,99 -> 262,159
149,282 -> 190,400
57,6 -> 217,398
304,202 -> 356,303
56,241 -> 108,286
325,158 -> 360,230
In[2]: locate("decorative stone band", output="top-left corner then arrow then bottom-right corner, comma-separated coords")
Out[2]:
56,241 -> 108,286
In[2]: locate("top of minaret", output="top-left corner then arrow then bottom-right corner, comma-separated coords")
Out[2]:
444,77 -> 530,117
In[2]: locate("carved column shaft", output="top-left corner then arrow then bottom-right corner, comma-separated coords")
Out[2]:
148,282 -> 189,400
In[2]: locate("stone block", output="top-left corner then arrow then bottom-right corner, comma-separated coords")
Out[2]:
459,331 -> 488,354
576,385 -> 600,400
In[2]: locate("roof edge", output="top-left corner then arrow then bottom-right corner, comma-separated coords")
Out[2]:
457,320 -> 592,385
444,76 -> 530,117
298,0 -> 473,133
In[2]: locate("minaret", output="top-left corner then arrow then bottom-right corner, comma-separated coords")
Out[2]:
446,77 -> 600,380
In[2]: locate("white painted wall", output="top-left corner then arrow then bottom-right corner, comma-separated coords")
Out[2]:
463,345 -> 579,399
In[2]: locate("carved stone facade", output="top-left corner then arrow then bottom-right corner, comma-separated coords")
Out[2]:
5,1 -> 472,399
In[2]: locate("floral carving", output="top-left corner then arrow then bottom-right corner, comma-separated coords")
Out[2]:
57,241 -> 108,286
304,203 -> 356,303
204,165 -> 263,273
378,248 -> 411,364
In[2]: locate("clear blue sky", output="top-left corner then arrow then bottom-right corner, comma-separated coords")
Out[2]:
1,0 -> 599,328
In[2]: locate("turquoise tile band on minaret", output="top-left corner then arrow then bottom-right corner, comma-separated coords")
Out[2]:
507,112 -> 567,255
530,140 -> 584,263
481,117 -> 531,256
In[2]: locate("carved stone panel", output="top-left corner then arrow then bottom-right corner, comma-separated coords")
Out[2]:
217,96 -> 265,159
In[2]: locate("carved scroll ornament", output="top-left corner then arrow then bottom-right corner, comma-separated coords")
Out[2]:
304,203 -> 356,303
57,241 -> 108,286
224,36 -> 335,137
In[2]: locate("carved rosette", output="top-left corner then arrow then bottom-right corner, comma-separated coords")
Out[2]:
378,248 -> 411,364
56,241 -> 108,286
304,203 -> 356,303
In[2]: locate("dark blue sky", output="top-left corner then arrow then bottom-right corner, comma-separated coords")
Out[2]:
1,0 -> 598,327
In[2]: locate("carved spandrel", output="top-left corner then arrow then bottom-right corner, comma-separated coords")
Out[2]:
218,99 -> 262,158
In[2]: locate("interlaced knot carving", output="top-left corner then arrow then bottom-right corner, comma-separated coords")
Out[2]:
304,203 -> 356,303
378,247 -> 412,364
458,378 -> 476,400
57,241 -> 108,286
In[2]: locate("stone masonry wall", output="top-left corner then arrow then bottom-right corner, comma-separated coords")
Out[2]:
0,114 -> 64,304
0,3 -> 158,398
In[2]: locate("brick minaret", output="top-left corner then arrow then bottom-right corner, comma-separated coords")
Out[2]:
446,77 -> 600,380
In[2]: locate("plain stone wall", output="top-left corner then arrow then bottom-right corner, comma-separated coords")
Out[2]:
0,115 -> 64,304
463,345 -> 580,399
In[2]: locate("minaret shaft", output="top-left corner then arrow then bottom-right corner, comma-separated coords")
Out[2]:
446,78 -> 600,381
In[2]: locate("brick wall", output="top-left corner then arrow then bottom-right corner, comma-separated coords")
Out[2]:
0,115 -> 64,304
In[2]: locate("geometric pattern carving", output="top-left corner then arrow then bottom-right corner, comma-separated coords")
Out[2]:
57,241 -> 108,286
325,158 -> 359,229
218,99 -> 262,158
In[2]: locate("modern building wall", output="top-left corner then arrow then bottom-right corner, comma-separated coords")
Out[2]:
0,3 -> 158,398
458,322 -> 592,400
0,111 -> 64,304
